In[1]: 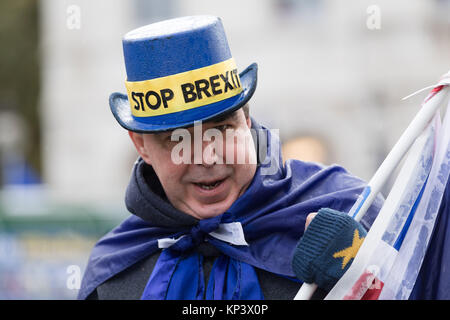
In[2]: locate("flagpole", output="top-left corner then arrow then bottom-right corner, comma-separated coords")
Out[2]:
352,87 -> 448,222
294,86 -> 449,300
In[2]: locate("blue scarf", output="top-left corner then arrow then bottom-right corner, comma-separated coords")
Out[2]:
140,216 -> 265,299
78,121 -> 383,300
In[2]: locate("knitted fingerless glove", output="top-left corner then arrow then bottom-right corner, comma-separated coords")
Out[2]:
291,208 -> 367,292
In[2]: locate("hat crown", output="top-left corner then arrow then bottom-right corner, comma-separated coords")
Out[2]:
122,15 -> 232,82
125,15 -> 217,40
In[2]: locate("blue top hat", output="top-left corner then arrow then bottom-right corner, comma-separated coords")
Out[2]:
109,15 -> 258,133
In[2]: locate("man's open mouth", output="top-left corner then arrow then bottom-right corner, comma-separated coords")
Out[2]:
194,179 -> 226,190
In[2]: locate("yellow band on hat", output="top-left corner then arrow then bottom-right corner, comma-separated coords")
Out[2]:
125,58 -> 243,117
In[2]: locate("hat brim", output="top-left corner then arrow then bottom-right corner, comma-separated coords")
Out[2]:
109,63 -> 258,133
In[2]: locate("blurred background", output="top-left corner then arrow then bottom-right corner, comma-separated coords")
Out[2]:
0,0 -> 448,299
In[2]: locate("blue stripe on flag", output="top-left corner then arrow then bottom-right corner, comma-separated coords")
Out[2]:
351,186 -> 371,219
393,176 -> 429,251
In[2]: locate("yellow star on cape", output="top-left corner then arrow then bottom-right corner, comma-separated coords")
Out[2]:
333,229 -> 365,269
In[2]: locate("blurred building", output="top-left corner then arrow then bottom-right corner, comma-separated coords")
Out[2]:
39,0 -> 450,209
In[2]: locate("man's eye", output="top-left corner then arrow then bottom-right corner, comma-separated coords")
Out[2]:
162,134 -> 177,144
216,124 -> 231,131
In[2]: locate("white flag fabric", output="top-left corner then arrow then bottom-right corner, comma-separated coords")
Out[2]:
379,97 -> 450,299
325,83 -> 450,300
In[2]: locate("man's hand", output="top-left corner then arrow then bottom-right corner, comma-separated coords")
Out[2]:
305,212 -> 317,231
292,208 -> 368,292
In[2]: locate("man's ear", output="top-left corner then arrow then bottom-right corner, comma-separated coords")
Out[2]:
246,115 -> 252,129
128,131 -> 152,165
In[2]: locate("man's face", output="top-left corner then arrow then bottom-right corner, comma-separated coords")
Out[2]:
129,108 -> 257,219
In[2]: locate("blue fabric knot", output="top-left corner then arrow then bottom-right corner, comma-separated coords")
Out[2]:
140,214 -> 265,300
170,215 -> 223,252
141,251 -> 265,300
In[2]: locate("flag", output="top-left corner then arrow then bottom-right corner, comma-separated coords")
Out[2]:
324,82 -> 450,300
378,98 -> 450,299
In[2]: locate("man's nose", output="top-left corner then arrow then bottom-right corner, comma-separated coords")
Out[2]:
200,140 -> 219,167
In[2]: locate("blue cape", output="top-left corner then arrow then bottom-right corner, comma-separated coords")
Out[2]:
78,121 -> 383,299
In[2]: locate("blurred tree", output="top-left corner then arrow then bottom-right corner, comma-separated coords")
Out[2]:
0,0 -> 40,183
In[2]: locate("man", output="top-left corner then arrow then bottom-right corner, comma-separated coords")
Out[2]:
127,105 -> 256,221
78,15 -> 384,300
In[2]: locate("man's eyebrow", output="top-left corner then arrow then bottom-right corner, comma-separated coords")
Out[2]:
211,110 -> 239,123
154,130 -> 173,139
157,111 -> 239,136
